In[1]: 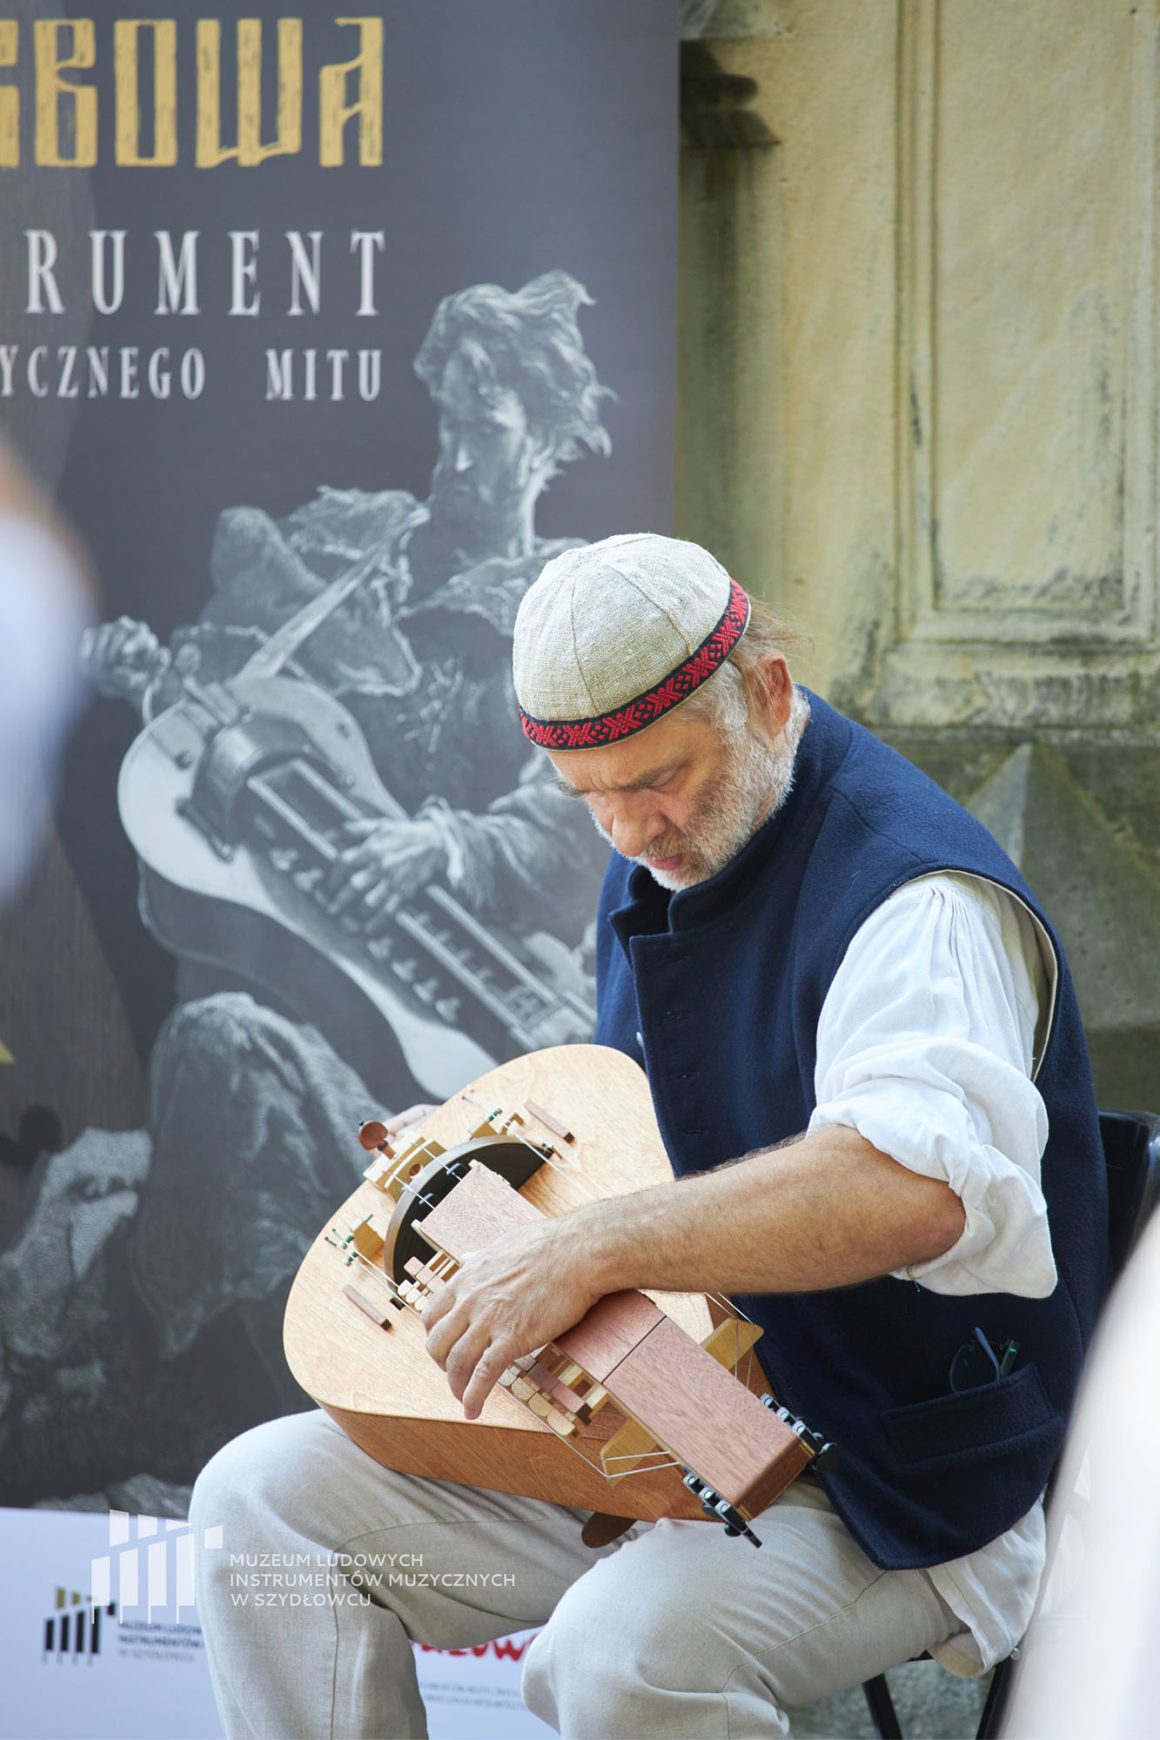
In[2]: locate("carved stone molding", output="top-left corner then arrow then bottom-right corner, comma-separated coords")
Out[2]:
865,0 -> 1160,729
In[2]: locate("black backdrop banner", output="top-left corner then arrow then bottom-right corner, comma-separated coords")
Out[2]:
0,1 -> 677,1513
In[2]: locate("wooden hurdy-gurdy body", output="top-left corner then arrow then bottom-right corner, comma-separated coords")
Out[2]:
284,1045 -> 831,1545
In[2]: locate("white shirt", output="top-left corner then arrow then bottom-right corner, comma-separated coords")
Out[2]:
808,870 -> 1058,1675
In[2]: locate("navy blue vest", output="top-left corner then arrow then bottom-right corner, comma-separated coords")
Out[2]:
593,691 -> 1106,1569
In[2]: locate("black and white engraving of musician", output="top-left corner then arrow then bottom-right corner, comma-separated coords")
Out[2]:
84,269 -> 612,949
0,276 -> 615,1511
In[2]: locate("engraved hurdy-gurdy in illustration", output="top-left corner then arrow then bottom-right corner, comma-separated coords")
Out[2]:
118,665 -> 593,1102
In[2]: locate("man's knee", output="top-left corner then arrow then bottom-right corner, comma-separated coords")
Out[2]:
521,1520 -> 854,1730
190,1414 -> 317,1550
190,1425 -> 269,1559
521,1549 -> 708,1718
189,1430 -> 258,1614
521,1578 -> 594,1725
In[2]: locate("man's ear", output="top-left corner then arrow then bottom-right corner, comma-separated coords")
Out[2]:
752,654 -> 793,735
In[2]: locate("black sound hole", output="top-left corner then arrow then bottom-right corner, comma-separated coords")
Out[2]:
387,1135 -> 545,1283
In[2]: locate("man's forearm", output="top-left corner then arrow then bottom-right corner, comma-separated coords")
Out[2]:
574,1124 -> 967,1298
423,1121 -> 967,1417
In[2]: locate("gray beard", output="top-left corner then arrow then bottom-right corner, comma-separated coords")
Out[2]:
592,696 -> 808,893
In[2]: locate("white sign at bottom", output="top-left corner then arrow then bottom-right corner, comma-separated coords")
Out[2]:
0,1507 -> 553,1740
414,1633 -> 554,1740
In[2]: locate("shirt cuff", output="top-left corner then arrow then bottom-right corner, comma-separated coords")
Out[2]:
808,1080 -> 1058,1298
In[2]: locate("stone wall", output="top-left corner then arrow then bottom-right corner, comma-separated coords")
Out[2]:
679,0 -> 1160,1107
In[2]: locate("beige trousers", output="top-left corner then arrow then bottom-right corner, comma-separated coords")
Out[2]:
190,1409 -> 957,1740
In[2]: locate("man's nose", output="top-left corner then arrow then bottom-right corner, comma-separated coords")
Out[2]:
452,443 -> 473,474
607,799 -> 666,861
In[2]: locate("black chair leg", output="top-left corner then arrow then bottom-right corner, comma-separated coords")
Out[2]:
975,1657 -> 1012,1739
863,1672 -> 904,1739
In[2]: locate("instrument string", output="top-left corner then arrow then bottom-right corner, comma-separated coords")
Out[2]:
326,1237 -> 406,1304
597,1447 -> 675,1468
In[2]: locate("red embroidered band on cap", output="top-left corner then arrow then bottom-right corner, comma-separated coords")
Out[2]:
519,576 -> 751,749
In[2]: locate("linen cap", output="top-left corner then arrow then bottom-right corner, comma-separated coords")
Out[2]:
513,532 -> 750,749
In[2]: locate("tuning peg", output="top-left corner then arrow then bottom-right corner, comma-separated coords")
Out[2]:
359,1120 -> 394,1155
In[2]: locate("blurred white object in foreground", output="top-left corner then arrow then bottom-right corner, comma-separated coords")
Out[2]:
0,510 -> 91,901
1003,1209 -> 1160,1737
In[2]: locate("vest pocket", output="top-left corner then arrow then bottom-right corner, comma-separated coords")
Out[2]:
881,1363 -> 1061,1464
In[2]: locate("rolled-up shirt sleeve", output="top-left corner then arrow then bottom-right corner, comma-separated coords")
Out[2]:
807,872 -> 1058,1298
